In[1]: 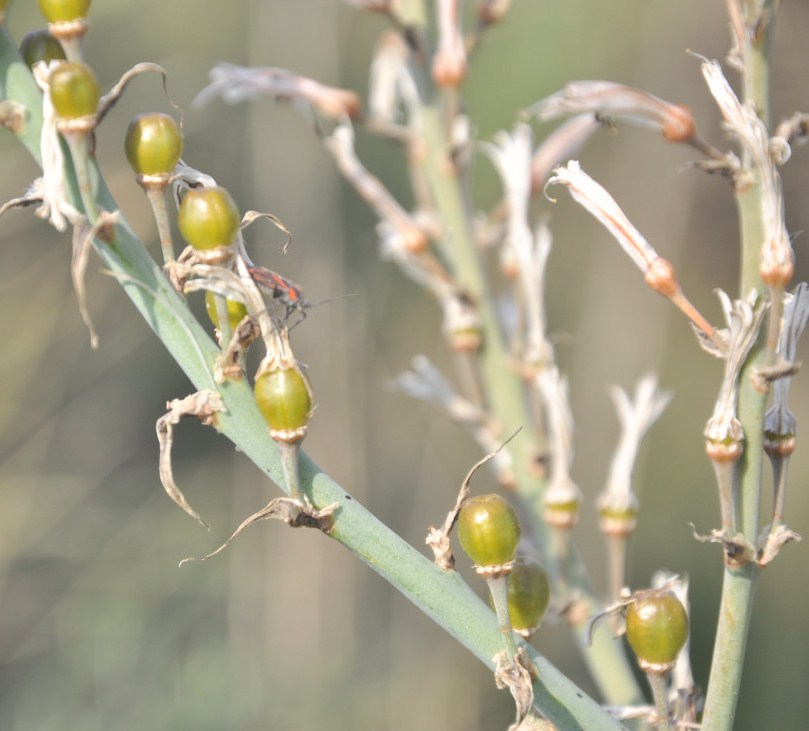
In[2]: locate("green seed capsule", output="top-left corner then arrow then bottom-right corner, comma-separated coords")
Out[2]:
506,558 -> 550,636
124,113 -> 182,177
205,290 -> 248,331
38,0 -> 90,23
254,366 -> 313,442
177,187 -> 240,251
457,493 -> 520,570
19,30 -> 66,67
49,61 -> 99,119
626,591 -> 689,673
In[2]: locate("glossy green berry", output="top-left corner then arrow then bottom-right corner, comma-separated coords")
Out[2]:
457,493 -> 520,570
205,290 -> 247,331
626,591 -> 689,673
38,0 -> 90,22
254,366 -> 313,443
506,558 -> 550,636
177,187 -> 240,251
49,61 -> 99,119
19,30 -> 66,67
124,113 -> 182,177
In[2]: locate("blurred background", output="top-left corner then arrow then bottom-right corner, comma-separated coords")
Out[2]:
2,1 -> 809,729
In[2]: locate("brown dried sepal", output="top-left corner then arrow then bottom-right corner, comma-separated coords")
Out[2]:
690,524 -> 755,568
156,390 -> 226,528
179,496 -> 338,566
214,315 -> 260,383
72,210 -> 119,349
0,100 -> 25,134
240,210 -> 292,253
758,525 -> 802,567
494,648 -> 537,731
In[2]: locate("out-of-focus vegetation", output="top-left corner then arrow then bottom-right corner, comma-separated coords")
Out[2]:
1,1 -> 808,729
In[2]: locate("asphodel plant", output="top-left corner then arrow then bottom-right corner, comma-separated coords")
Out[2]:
1,0 -> 806,729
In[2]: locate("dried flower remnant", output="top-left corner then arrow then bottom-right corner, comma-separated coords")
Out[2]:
529,114 -> 600,192
546,161 -> 718,348
535,367 -> 581,532
599,375 -> 671,600
526,81 -> 696,143
482,125 -> 554,369
31,61 -> 83,232
761,283 -> 809,557
700,58 -> 793,291
326,123 -> 428,253
155,390 -> 226,528
432,0 -> 467,88
193,63 -> 361,120
704,291 -> 765,548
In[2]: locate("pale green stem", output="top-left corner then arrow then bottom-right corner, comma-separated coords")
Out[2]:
144,185 -> 176,266
486,572 -> 519,662
700,4 -> 775,728
64,130 -> 100,223
647,672 -> 672,731
710,458 -> 738,536
0,32 -> 628,729
279,440 -> 303,500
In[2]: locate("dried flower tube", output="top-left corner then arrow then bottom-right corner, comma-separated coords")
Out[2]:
535,367 -> 581,589
704,291 -> 765,541
547,161 -> 719,347
763,283 -> 809,536
526,80 -> 696,144
530,114 -> 601,192
701,57 -> 793,360
326,123 -> 428,253
599,376 -> 671,601
481,125 -> 555,370
193,63 -> 361,120
432,0 -> 467,88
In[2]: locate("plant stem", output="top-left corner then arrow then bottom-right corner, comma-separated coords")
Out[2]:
487,573 -> 519,662
701,4 -> 775,728
647,672 -> 672,731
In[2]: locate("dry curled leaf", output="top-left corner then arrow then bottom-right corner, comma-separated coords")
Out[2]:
179,496 -> 338,566
156,390 -> 226,528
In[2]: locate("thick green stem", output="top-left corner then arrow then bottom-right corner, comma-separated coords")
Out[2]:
701,4 -> 776,728
0,31 -> 627,730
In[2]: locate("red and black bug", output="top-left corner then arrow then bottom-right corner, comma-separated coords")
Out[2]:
248,266 -> 311,322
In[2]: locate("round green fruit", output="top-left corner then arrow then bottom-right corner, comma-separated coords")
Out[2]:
205,290 -> 248,331
124,113 -> 182,176
626,591 -> 689,672
506,558 -> 550,635
255,367 -> 313,441
49,61 -> 99,119
457,493 -> 520,569
177,186 -> 240,251
38,0 -> 90,23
